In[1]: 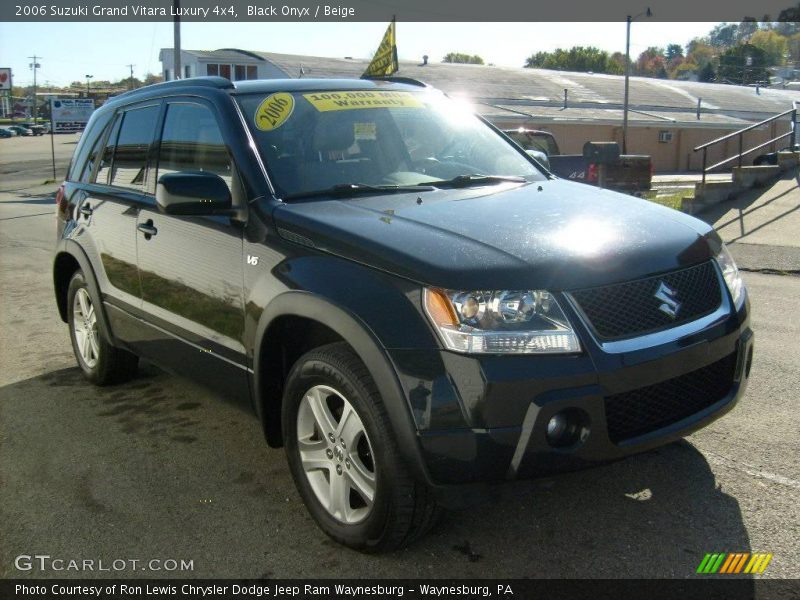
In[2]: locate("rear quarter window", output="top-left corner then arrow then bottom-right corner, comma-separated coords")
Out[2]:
66,110 -> 113,182
95,114 -> 123,185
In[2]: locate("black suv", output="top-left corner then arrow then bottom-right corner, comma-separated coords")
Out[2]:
54,77 -> 753,552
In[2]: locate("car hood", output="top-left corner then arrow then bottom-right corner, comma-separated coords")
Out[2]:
272,180 -> 719,291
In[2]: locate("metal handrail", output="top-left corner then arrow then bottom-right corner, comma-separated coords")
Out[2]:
704,131 -> 794,172
693,105 -> 797,189
693,108 -> 795,151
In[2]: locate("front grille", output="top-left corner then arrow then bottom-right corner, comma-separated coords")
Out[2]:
604,352 -> 737,443
569,261 -> 722,340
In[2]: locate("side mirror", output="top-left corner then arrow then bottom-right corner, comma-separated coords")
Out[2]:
156,171 -> 232,216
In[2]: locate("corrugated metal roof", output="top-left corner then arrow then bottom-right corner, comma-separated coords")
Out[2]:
165,48 -> 800,125
256,51 -> 800,112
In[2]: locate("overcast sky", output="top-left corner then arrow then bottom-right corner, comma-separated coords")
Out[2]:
0,21 -> 720,87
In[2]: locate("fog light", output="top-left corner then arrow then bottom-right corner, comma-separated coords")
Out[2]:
546,414 -> 567,440
545,409 -> 589,448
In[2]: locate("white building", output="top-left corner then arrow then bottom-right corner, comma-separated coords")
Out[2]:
158,48 -> 287,81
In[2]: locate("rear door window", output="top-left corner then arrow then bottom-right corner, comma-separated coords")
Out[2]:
156,102 -> 233,192
108,104 -> 160,193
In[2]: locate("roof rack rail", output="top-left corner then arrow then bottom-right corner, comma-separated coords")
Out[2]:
360,75 -> 429,87
112,76 -> 234,100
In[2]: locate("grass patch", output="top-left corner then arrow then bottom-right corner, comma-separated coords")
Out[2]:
641,190 -> 688,211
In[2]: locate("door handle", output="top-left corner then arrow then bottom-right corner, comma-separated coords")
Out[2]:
137,220 -> 158,239
79,204 -> 93,218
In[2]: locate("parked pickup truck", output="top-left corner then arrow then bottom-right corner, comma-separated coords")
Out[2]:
504,128 -> 652,193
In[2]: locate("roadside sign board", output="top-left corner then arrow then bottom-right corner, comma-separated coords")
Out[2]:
0,68 -> 11,91
50,98 -> 94,132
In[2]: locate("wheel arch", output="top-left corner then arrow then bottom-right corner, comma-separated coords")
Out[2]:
252,291 -> 433,486
53,240 -> 115,346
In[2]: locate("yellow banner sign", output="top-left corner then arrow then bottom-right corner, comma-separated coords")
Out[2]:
363,19 -> 398,78
303,91 -> 423,112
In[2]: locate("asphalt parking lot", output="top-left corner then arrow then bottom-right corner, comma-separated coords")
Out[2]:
0,134 -> 798,579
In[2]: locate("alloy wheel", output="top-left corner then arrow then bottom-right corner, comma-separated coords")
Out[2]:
72,288 -> 99,369
296,384 -> 376,524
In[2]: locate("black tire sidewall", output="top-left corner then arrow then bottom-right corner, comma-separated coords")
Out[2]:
282,353 -> 396,550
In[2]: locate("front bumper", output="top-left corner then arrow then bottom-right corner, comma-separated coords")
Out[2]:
388,294 -> 753,486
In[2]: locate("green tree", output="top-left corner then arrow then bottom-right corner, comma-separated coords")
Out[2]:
738,17 -> 759,41
699,62 -> 717,82
776,4 -> 800,36
787,32 -> 800,65
717,43 -> 769,84
121,77 -> 143,90
665,44 -> 684,61
686,40 -> 716,68
524,46 -> 622,74
442,53 -> 484,65
708,23 -> 739,48
749,29 -> 788,65
143,72 -> 164,85
673,60 -> 699,80
610,51 -> 627,73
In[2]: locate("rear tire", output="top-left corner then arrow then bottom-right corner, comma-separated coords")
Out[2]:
282,342 -> 439,552
67,270 -> 138,385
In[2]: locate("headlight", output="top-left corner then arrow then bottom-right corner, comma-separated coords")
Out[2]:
715,245 -> 745,307
423,288 -> 581,354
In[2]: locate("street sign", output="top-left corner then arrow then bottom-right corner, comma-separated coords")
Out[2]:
50,98 -> 94,132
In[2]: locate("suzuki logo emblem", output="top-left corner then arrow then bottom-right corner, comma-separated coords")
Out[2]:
654,281 -> 681,318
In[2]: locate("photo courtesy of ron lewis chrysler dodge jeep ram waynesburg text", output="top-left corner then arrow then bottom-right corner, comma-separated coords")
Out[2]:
53,76 -> 753,552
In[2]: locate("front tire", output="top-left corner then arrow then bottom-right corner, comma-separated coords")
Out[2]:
282,342 -> 439,552
67,270 -> 138,385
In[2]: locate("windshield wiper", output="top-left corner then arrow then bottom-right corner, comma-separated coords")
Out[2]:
282,182 -> 434,201
421,174 -> 527,188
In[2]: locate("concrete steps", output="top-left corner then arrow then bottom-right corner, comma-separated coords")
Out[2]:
672,152 -> 799,215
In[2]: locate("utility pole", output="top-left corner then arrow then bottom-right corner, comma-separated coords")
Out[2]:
622,8 -> 651,155
173,0 -> 181,80
126,64 -> 136,89
28,55 -> 41,122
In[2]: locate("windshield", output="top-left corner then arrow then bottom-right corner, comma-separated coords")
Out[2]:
236,88 -> 546,199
